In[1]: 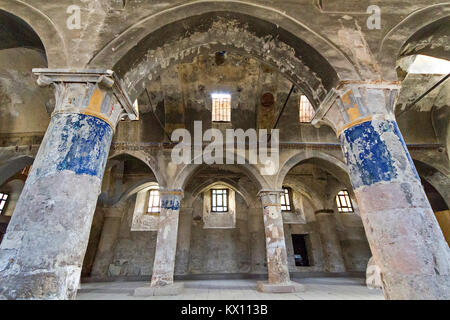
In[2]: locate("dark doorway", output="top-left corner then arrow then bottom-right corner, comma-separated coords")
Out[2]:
291,234 -> 310,267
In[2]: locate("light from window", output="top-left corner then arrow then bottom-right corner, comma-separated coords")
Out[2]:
147,189 -> 160,214
211,93 -> 231,122
0,193 -> 8,215
211,189 -> 228,212
299,95 -> 315,123
336,190 -> 354,213
21,165 -> 32,176
408,55 -> 450,74
281,188 -> 292,211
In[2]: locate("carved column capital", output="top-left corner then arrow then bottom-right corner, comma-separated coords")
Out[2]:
312,80 -> 400,136
32,68 -> 139,129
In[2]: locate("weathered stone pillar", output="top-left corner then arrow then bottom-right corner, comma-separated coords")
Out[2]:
175,207 -> 193,275
315,209 -> 346,272
256,190 -> 301,293
151,189 -> 183,286
135,189 -> 183,296
0,69 -> 138,300
312,81 -> 450,299
90,208 -> 123,279
248,207 -> 266,274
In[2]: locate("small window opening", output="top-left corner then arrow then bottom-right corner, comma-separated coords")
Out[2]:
336,190 -> 354,213
211,189 -> 228,212
408,55 -> 450,74
292,234 -> 310,266
299,95 -> 315,123
21,165 -> 32,176
0,193 -> 9,215
146,189 -> 160,214
281,187 -> 292,211
212,93 -> 231,122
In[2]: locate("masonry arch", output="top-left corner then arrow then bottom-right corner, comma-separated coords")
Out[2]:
107,150 -> 166,188
379,3 -> 450,79
276,150 -> 350,190
0,4 -> 68,66
89,2 -> 360,106
0,156 -> 34,187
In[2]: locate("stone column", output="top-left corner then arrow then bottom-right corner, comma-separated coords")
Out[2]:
315,209 -> 346,272
175,207 -> 193,275
0,69 -> 138,300
90,207 -> 123,279
256,190 -> 300,293
135,189 -> 183,296
312,81 -> 450,299
248,207 -> 266,274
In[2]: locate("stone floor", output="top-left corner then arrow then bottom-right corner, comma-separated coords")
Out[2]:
76,277 -> 384,300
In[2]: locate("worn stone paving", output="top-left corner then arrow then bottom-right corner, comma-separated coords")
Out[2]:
76,277 -> 384,300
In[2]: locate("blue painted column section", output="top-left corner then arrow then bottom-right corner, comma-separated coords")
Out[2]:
151,190 -> 182,287
340,119 -> 450,299
0,113 -> 113,299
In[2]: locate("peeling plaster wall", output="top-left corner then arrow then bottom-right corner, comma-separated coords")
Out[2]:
0,48 -> 51,145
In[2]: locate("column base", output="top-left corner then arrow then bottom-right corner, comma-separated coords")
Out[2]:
382,273 -> 450,300
134,283 -> 184,297
256,281 -> 305,293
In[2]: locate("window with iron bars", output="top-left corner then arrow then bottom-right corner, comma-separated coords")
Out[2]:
336,190 -> 354,213
211,93 -> 231,122
0,193 -> 8,215
299,95 -> 315,123
146,189 -> 161,214
211,189 -> 228,212
281,187 -> 292,211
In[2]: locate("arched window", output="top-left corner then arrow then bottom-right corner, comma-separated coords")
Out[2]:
298,95 -> 315,123
211,93 -> 231,122
336,190 -> 354,213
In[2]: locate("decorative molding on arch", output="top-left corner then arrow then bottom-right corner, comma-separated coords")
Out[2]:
0,0 -> 68,67
88,1 -> 359,95
378,3 -> 450,80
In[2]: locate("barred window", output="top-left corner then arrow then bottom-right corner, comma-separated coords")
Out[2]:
146,189 -> 160,214
0,193 -> 8,215
211,189 -> 228,212
336,190 -> 354,213
21,165 -> 32,176
281,188 -> 292,211
299,95 -> 315,123
211,93 -> 231,122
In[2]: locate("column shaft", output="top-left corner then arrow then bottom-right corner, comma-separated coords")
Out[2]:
341,119 -> 450,299
151,190 -> 182,287
91,215 -> 122,278
313,83 -> 450,299
0,112 -> 113,299
258,191 -> 290,284
315,210 -> 346,272
0,70 -> 136,299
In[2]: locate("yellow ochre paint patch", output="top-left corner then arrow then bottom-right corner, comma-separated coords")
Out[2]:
82,88 -> 114,128
87,88 -> 104,113
342,90 -> 361,121
347,107 -> 361,121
